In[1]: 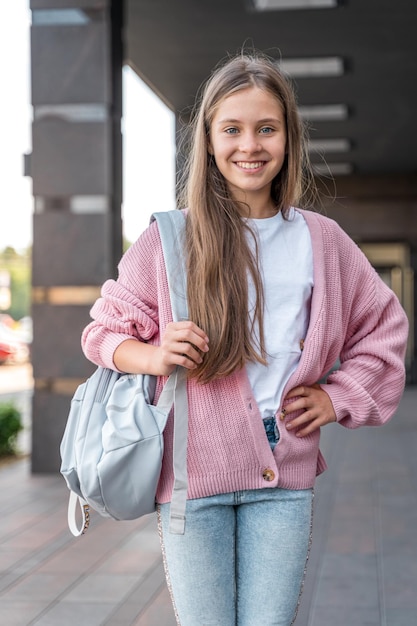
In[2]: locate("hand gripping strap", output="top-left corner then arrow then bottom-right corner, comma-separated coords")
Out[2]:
152,211 -> 188,534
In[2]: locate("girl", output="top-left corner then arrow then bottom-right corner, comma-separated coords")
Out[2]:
82,52 -> 408,625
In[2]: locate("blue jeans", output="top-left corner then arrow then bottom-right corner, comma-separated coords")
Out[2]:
157,487 -> 314,626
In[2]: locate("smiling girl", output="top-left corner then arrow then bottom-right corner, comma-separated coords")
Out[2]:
81,52 -> 408,625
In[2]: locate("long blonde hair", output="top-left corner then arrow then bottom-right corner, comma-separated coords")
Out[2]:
177,51 -> 315,383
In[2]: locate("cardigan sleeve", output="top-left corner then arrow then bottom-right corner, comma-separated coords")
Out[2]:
81,222 -> 163,370
321,225 -> 409,429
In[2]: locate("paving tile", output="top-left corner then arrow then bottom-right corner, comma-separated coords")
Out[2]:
314,554 -> 380,609
94,542 -> 161,576
3,572 -> 77,602
3,508 -> 72,551
325,517 -> 377,555
309,606 -> 381,626
101,562 -> 170,625
0,386 -> 416,625
62,573 -> 139,603
133,586 -> 177,626
381,554 -> 417,609
0,548 -> 29,572
30,601 -> 115,626
0,602 -> 48,626
385,608 -> 417,626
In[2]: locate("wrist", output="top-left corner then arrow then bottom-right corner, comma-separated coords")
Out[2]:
113,339 -> 163,376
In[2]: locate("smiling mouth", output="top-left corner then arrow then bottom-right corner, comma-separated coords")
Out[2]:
235,161 -> 266,170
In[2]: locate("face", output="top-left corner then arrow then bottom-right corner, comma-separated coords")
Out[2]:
208,86 -> 287,216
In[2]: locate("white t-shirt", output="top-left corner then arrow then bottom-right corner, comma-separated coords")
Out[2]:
245,208 -> 314,418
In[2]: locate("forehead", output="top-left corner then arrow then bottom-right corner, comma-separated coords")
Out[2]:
212,86 -> 284,121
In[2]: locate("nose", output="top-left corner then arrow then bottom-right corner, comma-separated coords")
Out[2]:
239,132 -> 261,154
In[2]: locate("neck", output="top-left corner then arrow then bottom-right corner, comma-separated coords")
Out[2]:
249,205 -> 279,219
243,200 -> 279,219
233,192 -> 278,219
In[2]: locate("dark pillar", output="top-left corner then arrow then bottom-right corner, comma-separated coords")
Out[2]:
29,0 -> 123,472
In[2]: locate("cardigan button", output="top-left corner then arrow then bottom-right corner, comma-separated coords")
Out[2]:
262,468 -> 275,482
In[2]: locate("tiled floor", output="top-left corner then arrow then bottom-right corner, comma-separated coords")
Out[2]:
0,386 -> 416,625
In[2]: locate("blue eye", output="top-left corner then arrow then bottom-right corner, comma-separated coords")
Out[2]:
225,127 -> 239,134
259,127 -> 274,134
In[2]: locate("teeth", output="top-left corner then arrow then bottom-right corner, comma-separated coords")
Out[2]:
236,161 -> 264,170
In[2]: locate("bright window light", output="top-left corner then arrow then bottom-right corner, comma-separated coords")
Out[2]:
309,138 -> 351,153
253,0 -> 338,10
32,9 -> 90,25
280,57 -> 344,77
34,104 -> 107,122
298,104 -> 348,121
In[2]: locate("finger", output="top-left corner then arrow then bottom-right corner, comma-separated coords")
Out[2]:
287,409 -> 335,435
295,413 -> 335,437
167,323 -> 209,353
172,353 -> 201,370
286,407 -> 316,428
284,385 -> 306,400
162,344 -> 204,370
285,383 -> 322,401
163,341 -> 204,367
171,320 -> 209,342
178,341 -> 205,364
285,413 -> 319,436
284,385 -> 327,413
294,420 -> 321,437
280,396 -> 310,420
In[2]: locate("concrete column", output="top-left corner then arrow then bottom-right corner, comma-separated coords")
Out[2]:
29,0 -> 123,472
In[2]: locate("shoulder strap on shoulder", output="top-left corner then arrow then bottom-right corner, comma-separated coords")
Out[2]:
150,209 -> 188,534
151,210 -> 188,323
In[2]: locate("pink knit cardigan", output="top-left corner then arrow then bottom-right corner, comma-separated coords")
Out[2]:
81,209 -> 408,502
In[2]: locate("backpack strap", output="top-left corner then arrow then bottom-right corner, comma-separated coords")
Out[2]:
68,491 -> 90,536
151,210 -> 188,323
151,210 -> 188,534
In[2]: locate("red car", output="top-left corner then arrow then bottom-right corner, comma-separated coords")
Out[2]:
0,323 -> 30,364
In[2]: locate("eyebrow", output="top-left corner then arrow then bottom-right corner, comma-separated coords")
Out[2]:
216,117 -> 283,126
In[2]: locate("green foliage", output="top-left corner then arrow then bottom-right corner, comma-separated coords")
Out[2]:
123,236 -> 133,253
9,262 -> 31,320
0,402 -> 23,456
0,247 -> 31,320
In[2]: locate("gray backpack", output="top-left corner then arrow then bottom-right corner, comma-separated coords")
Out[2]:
60,210 -> 188,536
